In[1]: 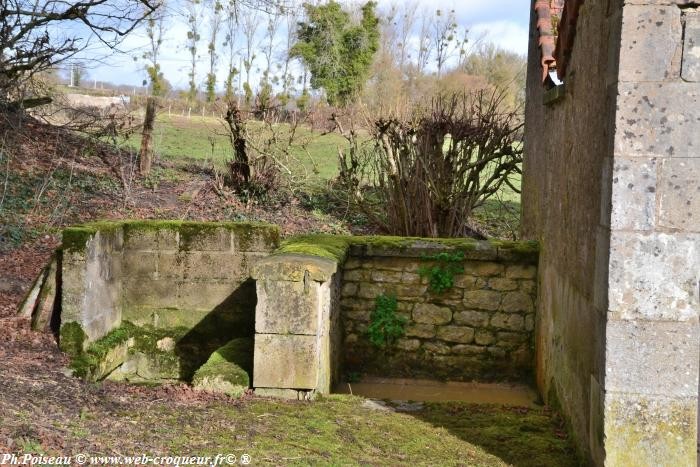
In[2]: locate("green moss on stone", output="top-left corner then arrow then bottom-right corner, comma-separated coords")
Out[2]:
61,221 -> 121,252
192,337 -> 253,397
275,235 -> 354,263
276,235 -> 538,264
59,322 -> 87,356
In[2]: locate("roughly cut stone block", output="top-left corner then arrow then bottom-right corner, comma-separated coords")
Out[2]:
370,270 -> 403,283
395,338 -> 421,351
404,323 -> 436,339
500,292 -> 534,313
436,326 -> 475,344
463,290 -> 502,311
474,329 -> 496,346
463,261 -> 503,277
490,313 -> 525,331
453,310 -> 490,327
412,304 -> 452,325
422,341 -> 451,355
504,265 -> 537,280
253,334 -> 317,389
488,278 -> 518,291
452,344 -> 486,355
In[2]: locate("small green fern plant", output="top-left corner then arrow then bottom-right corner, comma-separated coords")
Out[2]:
419,251 -> 465,293
367,294 -> 406,348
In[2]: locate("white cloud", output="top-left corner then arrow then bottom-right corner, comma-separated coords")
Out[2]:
83,0 -> 530,88
469,20 -> 529,56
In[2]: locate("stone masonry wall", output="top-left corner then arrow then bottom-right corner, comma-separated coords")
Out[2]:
60,221 -> 279,347
340,244 -> 538,382
524,0 -> 700,464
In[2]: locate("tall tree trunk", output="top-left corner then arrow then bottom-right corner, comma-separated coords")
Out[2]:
139,97 -> 157,176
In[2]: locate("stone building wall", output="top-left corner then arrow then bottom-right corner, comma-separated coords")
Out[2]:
522,0 -> 617,460
340,246 -> 538,382
524,0 -> 700,464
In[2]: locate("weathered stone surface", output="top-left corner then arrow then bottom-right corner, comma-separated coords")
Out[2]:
421,341 -> 451,355
30,256 -> 58,331
370,270 -> 403,283
122,251 -> 157,278
463,261 -> 503,277
123,228 -> 178,252
453,310 -> 490,327
341,282 -> 358,296
413,304 -> 452,325
524,314 -> 535,332
396,338 -> 421,351
657,158 -> 700,232
405,323 -> 436,339
490,313 -> 525,331
605,319 -> 699,397
608,232 -> 699,321
604,392 -> 697,467
180,227 -> 232,252
436,326 -> 475,344
618,5 -> 683,82
519,280 -> 537,294
610,157 -> 657,231
614,82 -> 700,158
488,278 -> 518,291
500,292 -> 533,313
253,255 -> 337,282
452,344 -> 486,355
253,334 -> 317,389
504,265 -> 537,280
256,279 -> 319,335
474,329 -> 496,346
463,290 -> 502,311
681,10 -> 700,81
496,332 -> 528,346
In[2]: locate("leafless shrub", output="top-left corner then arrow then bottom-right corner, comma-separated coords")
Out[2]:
220,100 -> 317,198
336,89 -> 523,238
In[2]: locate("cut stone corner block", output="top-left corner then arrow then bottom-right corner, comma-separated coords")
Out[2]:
252,254 -> 342,396
252,254 -> 338,283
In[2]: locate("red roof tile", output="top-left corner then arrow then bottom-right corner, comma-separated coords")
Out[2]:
534,0 -> 582,83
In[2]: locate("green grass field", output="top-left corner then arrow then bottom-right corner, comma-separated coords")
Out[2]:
125,114 -> 348,186
124,114 -> 522,237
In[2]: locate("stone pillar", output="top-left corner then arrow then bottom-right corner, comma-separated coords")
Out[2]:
252,255 -> 341,399
603,3 -> 700,465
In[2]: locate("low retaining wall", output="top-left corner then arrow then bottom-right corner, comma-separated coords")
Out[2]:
252,236 -> 539,397
342,243 -> 538,381
21,224 -> 539,398
55,221 -> 279,382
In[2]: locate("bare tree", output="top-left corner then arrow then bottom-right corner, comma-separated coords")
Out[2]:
415,8 -> 433,75
185,0 -> 204,102
144,0 -> 168,96
240,8 -> 259,105
261,8 -> 282,85
205,0 -> 224,102
0,0 -> 159,108
432,9 -> 460,79
279,8 -> 298,98
223,0 -> 241,101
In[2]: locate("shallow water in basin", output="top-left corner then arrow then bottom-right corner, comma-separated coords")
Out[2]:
334,377 -> 540,406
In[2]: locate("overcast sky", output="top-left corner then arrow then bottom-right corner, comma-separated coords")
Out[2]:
81,0 -> 531,90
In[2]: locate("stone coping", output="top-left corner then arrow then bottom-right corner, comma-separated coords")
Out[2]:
273,234 -> 539,265
61,220 -> 280,253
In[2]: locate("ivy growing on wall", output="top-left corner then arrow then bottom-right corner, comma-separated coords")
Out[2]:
367,294 -> 406,348
419,251 -> 465,293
